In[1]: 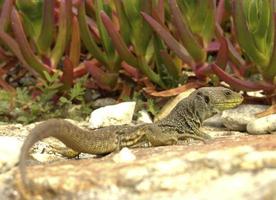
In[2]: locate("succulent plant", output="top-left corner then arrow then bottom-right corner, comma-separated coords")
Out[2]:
0,0 -> 274,105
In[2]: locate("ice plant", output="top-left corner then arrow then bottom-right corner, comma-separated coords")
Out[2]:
141,0 -> 215,75
77,0 -> 121,90
0,0 -> 80,91
100,0 -> 168,88
0,0 -> 274,102
232,0 -> 275,81
211,0 -> 275,93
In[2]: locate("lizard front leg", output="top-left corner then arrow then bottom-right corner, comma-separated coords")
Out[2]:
132,124 -> 206,147
194,129 -> 212,139
176,129 -> 210,144
146,124 -> 209,145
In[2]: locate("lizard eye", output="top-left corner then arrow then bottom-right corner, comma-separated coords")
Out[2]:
196,91 -> 209,103
204,96 -> 210,104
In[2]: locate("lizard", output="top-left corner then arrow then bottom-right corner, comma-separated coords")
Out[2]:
18,86 -> 243,192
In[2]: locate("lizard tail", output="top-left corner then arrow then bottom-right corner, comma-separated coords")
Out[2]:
18,119 -> 72,191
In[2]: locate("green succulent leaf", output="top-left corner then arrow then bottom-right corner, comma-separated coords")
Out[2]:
177,0 -> 215,43
36,0 -> 55,54
100,11 -> 138,68
233,0 -> 272,70
50,0 -> 72,67
114,0 -> 131,45
0,0 -> 14,31
16,0 -> 43,39
122,0 -> 152,56
169,0 -> 206,63
94,0 -> 114,57
141,12 -> 194,65
77,0 -> 108,66
11,8 -> 50,78
265,13 -> 276,80
246,0 -> 273,56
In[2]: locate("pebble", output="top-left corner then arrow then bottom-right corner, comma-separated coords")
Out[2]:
137,110 -> 153,124
89,102 -> 136,129
247,114 -> 276,135
221,104 -> 268,131
112,147 -> 136,163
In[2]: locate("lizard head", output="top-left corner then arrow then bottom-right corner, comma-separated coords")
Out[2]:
190,87 -> 243,119
157,86 -> 243,131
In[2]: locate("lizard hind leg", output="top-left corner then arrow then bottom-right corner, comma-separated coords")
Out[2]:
52,146 -> 81,159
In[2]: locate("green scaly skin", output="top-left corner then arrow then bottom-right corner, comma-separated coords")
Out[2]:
18,87 -> 243,193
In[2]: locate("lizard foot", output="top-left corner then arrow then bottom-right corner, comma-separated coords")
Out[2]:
53,147 -> 81,159
177,133 -> 208,144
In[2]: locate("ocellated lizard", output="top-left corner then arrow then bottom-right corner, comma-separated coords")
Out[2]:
18,87 -> 243,192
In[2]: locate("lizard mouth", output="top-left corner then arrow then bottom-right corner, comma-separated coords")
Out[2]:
214,99 -> 243,111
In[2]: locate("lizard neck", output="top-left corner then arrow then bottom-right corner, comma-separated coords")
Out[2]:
157,95 -> 217,133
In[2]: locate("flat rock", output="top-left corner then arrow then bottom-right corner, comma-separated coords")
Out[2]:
221,104 -> 269,131
0,120 -> 94,165
247,114 -> 276,134
89,101 -> 136,129
11,135 -> 276,200
1,107 -> 276,199
202,126 -> 247,138
0,123 -> 28,138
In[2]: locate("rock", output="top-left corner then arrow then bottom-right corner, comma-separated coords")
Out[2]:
112,148 -> 136,163
0,123 -> 27,138
203,114 -> 224,127
137,110 -> 153,124
12,135 -> 276,200
0,137 -> 23,173
0,120 -> 97,165
30,141 -> 65,162
221,104 -> 268,131
0,170 -> 20,200
246,90 -> 265,98
202,126 -> 247,138
247,114 -> 276,135
154,88 -> 195,122
91,98 -> 117,109
89,102 -> 136,129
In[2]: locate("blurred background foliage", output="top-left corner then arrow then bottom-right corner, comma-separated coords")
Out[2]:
0,0 -> 275,123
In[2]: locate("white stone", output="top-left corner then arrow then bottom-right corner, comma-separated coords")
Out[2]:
203,114 -> 224,127
246,90 -> 265,98
0,136 -> 23,173
112,147 -> 136,163
221,104 -> 268,131
89,101 -> 136,129
137,110 -> 153,124
247,114 -> 276,135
